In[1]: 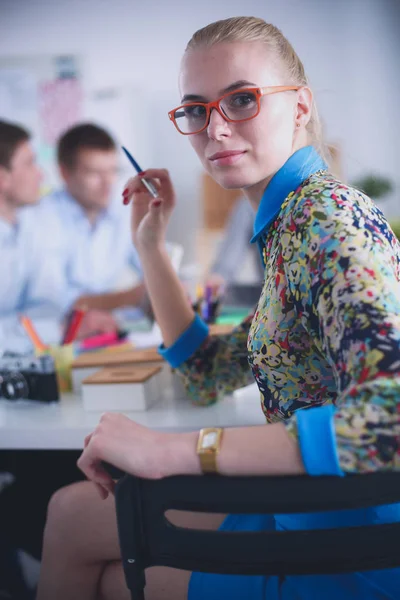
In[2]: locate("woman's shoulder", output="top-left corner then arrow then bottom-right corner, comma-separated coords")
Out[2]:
292,171 -> 371,210
275,171 -> 400,263
280,171 -> 388,231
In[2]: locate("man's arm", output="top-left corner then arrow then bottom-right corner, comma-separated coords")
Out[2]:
74,282 -> 146,312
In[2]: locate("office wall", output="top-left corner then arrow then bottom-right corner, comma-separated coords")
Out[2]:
1,0 -> 399,262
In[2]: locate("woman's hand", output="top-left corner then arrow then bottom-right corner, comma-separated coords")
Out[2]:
122,169 -> 176,252
77,413 -> 198,499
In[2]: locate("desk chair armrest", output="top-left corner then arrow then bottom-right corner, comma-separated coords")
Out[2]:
114,470 -> 400,583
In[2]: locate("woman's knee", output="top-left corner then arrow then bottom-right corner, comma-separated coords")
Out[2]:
43,480 -> 120,561
46,482 -> 86,528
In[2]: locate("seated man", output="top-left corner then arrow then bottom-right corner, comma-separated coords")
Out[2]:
206,197 -> 265,293
37,123 -> 147,317
0,120 -> 63,351
0,120 -> 116,352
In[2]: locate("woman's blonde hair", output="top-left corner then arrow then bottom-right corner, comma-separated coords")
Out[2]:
186,16 -> 327,159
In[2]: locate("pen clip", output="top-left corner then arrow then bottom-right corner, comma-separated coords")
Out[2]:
140,177 -> 158,199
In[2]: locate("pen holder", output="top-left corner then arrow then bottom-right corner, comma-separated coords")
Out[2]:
207,299 -> 221,324
37,344 -> 75,394
192,299 -> 221,324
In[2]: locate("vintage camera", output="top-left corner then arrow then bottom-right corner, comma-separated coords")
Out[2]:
0,354 -> 59,402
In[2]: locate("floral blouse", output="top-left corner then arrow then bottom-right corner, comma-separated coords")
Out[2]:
162,160 -> 400,475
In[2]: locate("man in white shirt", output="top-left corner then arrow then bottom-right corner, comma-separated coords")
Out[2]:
0,121 -> 43,316
38,123 -> 146,316
0,120 -> 117,352
0,120 -> 66,351
206,197 -> 265,292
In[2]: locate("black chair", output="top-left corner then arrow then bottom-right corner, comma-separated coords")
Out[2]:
112,471 -> 400,600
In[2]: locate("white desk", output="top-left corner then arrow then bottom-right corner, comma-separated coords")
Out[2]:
0,384 -> 265,450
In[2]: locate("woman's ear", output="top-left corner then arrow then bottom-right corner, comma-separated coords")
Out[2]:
295,86 -> 313,128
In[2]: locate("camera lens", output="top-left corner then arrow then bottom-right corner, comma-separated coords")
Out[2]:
0,372 -> 29,400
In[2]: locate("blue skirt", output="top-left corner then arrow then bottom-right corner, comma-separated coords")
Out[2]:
188,504 -> 400,600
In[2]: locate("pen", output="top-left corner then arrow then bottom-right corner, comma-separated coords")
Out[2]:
121,146 -> 159,199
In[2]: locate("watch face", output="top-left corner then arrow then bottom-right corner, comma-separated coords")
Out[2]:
202,431 -> 218,449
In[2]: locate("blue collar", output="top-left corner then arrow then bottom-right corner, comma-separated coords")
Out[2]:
250,145 -> 327,243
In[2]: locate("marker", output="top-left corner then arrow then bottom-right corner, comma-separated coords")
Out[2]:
79,330 -> 128,351
61,309 -> 75,345
121,146 -> 158,199
19,316 -> 47,352
203,285 -> 212,322
63,308 -> 85,344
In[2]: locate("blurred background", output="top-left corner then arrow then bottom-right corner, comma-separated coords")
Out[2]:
1,0 -> 399,275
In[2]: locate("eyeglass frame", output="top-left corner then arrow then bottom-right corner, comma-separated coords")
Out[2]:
168,85 -> 300,135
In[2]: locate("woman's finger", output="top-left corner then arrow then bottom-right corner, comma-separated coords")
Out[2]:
123,184 -> 160,207
93,481 -> 109,500
144,198 -> 164,228
149,198 -> 163,212
138,168 -> 170,182
77,443 -> 114,487
123,175 -> 161,198
106,480 -> 116,496
140,169 -> 174,198
122,176 -> 138,191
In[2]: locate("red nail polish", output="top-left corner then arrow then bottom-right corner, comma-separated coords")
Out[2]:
153,200 -> 162,207
123,197 -> 130,205
123,188 -> 129,195
139,171 -> 146,178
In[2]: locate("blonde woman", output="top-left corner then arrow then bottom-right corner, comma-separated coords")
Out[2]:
37,17 -> 400,600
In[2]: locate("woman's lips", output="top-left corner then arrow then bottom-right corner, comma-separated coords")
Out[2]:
208,150 -> 246,167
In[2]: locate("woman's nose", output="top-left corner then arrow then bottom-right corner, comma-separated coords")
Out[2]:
207,107 -> 232,140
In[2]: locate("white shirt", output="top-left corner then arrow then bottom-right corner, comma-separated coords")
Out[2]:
0,208 -> 68,353
37,189 -> 143,309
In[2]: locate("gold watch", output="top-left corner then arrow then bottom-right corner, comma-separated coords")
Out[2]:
197,427 -> 224,474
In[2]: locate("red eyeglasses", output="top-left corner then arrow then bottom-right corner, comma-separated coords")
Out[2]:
168,85 -> 300,135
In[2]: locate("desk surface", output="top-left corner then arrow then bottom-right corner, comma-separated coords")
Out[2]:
0,384 -> 265,450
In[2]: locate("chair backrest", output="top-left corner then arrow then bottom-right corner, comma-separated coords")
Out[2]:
114,471 -> 400,599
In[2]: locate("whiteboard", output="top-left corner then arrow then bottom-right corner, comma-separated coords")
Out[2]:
0,55 -> 154,194
0,55 -> 84,193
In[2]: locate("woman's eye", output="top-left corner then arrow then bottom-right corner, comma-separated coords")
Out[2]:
184,105 -> 206,119
229,93 -> 256,108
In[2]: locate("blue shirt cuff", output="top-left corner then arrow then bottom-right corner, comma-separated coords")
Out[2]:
297,404 -> 344,476
158,314 -> 209,368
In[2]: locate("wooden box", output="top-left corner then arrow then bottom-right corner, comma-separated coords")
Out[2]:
71,347 -> 167,394
82,364 -> 163,411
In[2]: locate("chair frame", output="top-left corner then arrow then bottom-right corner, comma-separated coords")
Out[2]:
111,471 -> 400,600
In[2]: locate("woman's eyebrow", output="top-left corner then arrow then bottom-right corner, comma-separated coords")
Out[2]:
180,80 -> 257,103
180,92 -> 207,103
222,80 -> 257,94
